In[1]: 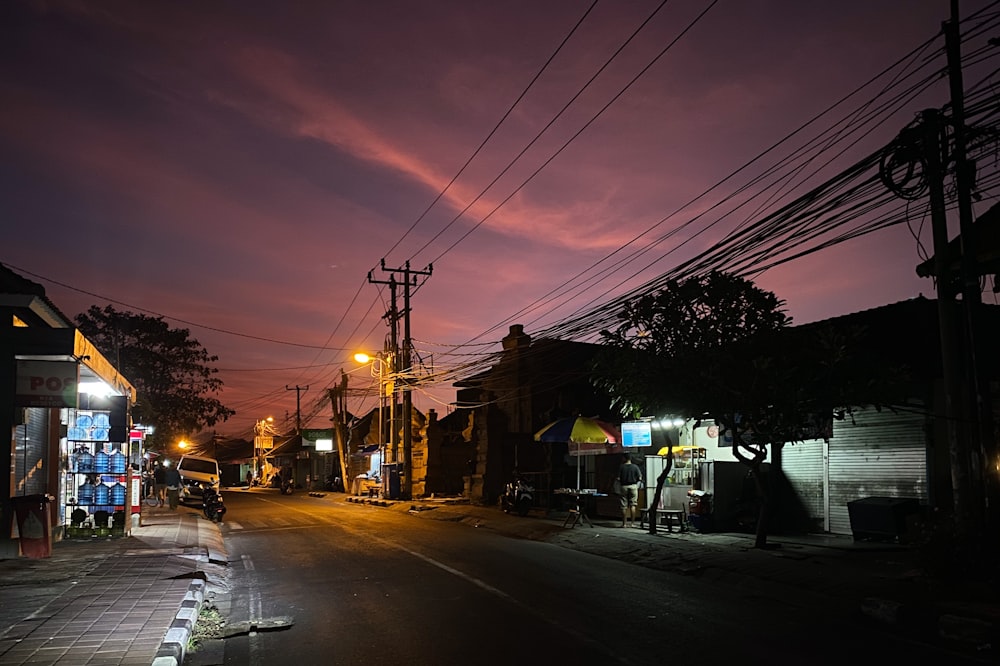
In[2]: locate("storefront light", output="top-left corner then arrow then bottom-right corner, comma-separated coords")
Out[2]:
78,380 -> 116,398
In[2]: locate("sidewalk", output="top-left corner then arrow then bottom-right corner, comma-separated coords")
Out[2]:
0,505 -> 227,666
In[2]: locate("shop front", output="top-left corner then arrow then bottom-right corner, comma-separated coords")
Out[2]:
4,321 -> 135,557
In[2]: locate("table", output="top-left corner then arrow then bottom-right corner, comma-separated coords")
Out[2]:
350,477 -> 381,497
553,490 -> 607,528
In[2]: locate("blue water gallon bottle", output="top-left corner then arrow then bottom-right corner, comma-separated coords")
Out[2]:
95,448 -> 110,473
94,481 -> 110,505
77,447 -> 94,473
110,446 -> 127,474
78,478 -> 96,505
110,482 -> 126,506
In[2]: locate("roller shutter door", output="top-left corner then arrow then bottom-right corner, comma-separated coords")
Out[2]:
782,439 -> 827,532
828,407 -> 929,535
14,407 -> 50,496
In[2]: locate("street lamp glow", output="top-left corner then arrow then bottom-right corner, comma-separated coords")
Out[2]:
178,440 -> 188,449
253,416 -> 275,486
354,352 -> 372,364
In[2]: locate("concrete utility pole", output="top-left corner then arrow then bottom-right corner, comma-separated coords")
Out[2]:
329,372 -> 350,493
944,1 -> 997,543
285,385 -> 309,434
367,267 -> 400,471
371,260 -> 432,499
880,3 -> 998,550
920,108 -> 974,536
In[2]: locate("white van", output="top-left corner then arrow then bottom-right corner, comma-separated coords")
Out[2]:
176,454 -> 221,504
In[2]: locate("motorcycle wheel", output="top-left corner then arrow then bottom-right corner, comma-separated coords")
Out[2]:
515,497 -> 531,517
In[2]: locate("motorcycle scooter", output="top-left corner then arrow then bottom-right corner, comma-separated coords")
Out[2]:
500,475 -> 533,516
201,479 -> 226,523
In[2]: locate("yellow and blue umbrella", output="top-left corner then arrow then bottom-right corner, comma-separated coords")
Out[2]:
534,416 -> 620,447
534,416 -> 622,489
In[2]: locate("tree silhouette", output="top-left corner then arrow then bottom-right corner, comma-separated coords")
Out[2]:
593,271 -> 903,546
75,305 -> 235,451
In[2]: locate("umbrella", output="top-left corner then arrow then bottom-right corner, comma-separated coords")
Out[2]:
534,417 -> 622,489
534,416 -> 620,446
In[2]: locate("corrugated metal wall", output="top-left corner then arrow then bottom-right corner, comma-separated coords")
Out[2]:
14,407 -> 50,496
827,407 -> 929,535
782,439 -> 826,532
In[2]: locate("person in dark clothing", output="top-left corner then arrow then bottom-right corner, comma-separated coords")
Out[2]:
163,464 -> 182,510
153,462 -> 167,507
618,455 -> 643,527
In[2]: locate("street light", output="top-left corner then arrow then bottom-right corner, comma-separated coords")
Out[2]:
254,416 -> 275,485
354,352 -> 394,464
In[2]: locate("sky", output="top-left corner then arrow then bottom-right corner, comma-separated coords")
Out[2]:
3,0 -> 999,439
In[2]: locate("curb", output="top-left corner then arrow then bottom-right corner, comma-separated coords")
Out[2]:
151,518 -> 229,666
344,496 -> 396,507
152,578 -> 206,666
196,518 -> 229,565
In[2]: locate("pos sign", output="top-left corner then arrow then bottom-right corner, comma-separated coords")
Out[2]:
15,360 -> 80,408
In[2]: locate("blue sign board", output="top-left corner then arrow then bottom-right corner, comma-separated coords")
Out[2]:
621,421 -> 652,447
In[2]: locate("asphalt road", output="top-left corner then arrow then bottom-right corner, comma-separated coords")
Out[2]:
206,490 -> 988,666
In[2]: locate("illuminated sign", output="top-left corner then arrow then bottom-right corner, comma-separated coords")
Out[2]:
15,360 -> 79,408
622,421 -> 652,447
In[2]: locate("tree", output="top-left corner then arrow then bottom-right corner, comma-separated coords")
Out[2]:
594,272 -> 792,541
595,273 -> 912,546
75,305 -> 235,450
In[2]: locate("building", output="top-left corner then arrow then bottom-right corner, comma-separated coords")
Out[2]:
2,265 -> 135,558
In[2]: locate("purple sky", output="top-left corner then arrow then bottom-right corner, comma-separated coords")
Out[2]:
4,1 -> 998,438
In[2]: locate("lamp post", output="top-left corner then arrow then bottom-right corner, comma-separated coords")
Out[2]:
254,416 -> 274,485
354,352 -> 394,462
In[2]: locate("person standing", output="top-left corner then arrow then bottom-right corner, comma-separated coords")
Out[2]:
153,462 -> 167,507
618,455 -> 643,527
163,463 -> 182,510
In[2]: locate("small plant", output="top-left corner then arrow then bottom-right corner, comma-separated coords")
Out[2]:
187,602 -> 226,652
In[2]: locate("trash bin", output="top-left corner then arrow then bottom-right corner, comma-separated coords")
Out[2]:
10,494 -> 53,559
847,496 -> 919,542
381,463 -> 401,500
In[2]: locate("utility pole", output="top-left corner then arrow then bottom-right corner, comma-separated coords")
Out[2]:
944,1 -> 997,545
880,2 -> 997,553
920,108 -> 973,538
367,268 -> 400,473
329,372 -> 350,493
285,385 -> 309,434
372,259 -> 432,499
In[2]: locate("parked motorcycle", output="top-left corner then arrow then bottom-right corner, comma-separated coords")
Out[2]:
201,480 -> 226,523
500,475 -> 533,516
280,478 -> 294,495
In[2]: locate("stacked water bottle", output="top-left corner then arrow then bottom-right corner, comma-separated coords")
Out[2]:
71,444 -> 127,514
